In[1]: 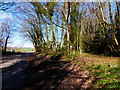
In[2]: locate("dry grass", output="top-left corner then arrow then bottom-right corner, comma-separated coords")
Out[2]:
76,53 -> 120,67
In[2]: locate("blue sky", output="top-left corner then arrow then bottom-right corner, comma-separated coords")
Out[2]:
0,10 -> 34,48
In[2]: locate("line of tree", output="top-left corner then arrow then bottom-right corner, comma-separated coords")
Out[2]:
0,1 -> 120,56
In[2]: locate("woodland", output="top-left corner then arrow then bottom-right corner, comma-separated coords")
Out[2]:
1,1 -> 120,89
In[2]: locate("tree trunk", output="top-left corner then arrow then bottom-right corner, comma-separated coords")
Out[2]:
79,20 -> 83,54
65,2 -> 70,50
60,21 -> 64,47
115,2 -> 120,46
4,36 -> 9,52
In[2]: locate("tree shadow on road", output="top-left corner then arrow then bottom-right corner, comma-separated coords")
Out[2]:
2,55 -> 92,89
23,55 -> 92,89
2,60 -> 28,89
24,60 -> 70,89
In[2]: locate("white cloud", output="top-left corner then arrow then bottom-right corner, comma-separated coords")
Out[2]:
0,11 -> 13,21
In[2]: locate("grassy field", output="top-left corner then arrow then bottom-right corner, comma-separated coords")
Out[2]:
67,53 -> 120,89
7,48 -> 35,52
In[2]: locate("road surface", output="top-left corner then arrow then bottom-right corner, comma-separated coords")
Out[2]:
2,53 -> 93,89
2,53 -> 31,89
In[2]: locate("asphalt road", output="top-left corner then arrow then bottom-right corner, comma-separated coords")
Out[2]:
2,53 -> 31,89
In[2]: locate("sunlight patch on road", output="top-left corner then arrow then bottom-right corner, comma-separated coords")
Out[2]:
0,59 -> 21,69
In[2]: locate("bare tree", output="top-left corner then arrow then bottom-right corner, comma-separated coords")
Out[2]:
1,19 -> 13,52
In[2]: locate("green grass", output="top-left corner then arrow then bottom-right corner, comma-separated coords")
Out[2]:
79,54 -> 120,89
7,48 -> 35,52
19,48 -> 35,52
92,65 -> 120,88
65,53 -> 120,89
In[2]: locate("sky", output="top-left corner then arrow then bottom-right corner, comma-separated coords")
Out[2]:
0,10 -> 34,48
